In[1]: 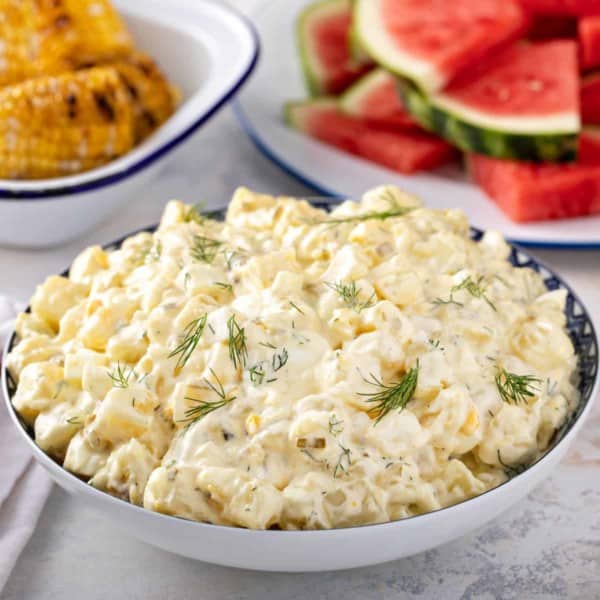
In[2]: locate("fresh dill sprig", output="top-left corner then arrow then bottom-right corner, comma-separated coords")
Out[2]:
289,300 -> 305,315
497,449 -> 529,478
180,368 -> 236,428
495,368 -> 541,405
432,297 -> 464,308
314,196 -> 415,226
190,234 -> 222,264
259,341 -> 277,350
328,414 -> 344,436
214,281 -> 233,293
224,249 -> 241,270
432,276 -> 496,311
227,315 -> 248,369
272,348 -> 289,372
452,276 -> 497,311
247,347 -> 288,385
168,314 -> 208,370
333,443 -> 352,478
183,202 -> 205,224
359,362 -> 420,425
429,339 -> 443,350
249,364 -> 266,385
326,280 -> 375,313
107,362 -> 134,388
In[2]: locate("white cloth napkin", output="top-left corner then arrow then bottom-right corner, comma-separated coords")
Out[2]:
0,296 -> 52,590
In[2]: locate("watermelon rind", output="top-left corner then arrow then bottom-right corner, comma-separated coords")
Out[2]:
347,0 -> 371,64
353,0 -> 445,93
400,81 -> 579,162
297,0 -> 345,96
348,22 -> 370,63
284,98 -> 337,130
297,0 -> 344,96
339,68 -> 388,115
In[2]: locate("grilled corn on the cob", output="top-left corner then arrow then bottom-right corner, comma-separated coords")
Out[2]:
0,67 -> 135,179
0,0 -> 133,87
109,53 -> 178,143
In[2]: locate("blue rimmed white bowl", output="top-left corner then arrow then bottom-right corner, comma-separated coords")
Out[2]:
0,0 -> 259,249
2,201 -> 598,571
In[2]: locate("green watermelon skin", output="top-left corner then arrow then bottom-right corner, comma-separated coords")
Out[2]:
400,81 -> 578,162
285,99 -> 457,174
297,0 -> 371,97
469,153 -> 600,222
519,0 -> 600,16
579,17 -> 600,69
399,41 -> 580,163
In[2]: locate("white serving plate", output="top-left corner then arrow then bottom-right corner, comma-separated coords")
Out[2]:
2,208 -> 598,572
233,0 -> 600,249
0,0 -> 259,248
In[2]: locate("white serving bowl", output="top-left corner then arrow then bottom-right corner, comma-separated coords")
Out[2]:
2,210 -> 598,572
0,0 -> 258,249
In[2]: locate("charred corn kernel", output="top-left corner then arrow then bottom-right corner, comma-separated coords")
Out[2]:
110,53 -> 178,142
461,407 -> 480,435
0,0 -> 133,87
246,414 -> 261,435
0,67 -> 135,179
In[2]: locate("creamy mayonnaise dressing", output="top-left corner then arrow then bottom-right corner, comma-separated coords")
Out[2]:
8,186 -> 577,529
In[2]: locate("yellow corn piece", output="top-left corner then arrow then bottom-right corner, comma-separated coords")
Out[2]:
0,67 -> 135,179
0,0 -> 133,87
110,53 -> 178,142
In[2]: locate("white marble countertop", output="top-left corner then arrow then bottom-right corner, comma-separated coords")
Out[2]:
2,106 -> 600,600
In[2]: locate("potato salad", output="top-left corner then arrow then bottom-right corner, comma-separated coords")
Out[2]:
7,186 -> 578,530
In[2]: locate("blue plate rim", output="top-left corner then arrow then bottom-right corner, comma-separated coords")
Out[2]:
232,101 -> 600,251
0,2 -> 260,202
2,199 -> 598,534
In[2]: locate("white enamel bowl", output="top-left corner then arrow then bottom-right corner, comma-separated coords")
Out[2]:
0,0 -> 258,248
2,206 -> 598,572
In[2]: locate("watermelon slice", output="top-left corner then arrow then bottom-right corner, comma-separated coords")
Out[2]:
527,15 -> 578,40
581,71 -> 600,123
297,0 -> 372,96
401,41 -> 581,162
579,16 -> 600,69
339,68 -> 417,130
284,99 -> 457,174
579,126 -> 600,161
353,0 -> 528,94
519,0 -> 600,16
468,153 -> 600,222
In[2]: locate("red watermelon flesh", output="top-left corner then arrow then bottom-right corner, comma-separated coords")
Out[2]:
581,72 -> 600,123
468,153 -> 600,222
579,16 -> 600,69
286,100 -> 457,174
440,41 -> 579,120
299,0 -> 372,96
579,126 -> 600,161
339,69 -> 417,130
355,0 -> 528,93
519,0 -> 600,15
527,15 -> 577,39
